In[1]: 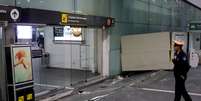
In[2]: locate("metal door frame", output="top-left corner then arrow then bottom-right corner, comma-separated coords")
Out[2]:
0,21 -> 8,101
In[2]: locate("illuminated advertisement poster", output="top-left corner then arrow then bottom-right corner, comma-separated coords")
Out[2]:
12,46 -> 33,84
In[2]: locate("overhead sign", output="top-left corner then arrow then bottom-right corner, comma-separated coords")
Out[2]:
0,9 -> 7,21
189,23 -> 201,31
54,27 -> 64,37
67,14 -> 87,26
10,9 -> 20,21
0,5 -> 21,22
21,8 -> 115,28
0,8 -> 8,21
1,6 -> 115,28
61,13 -> 68,24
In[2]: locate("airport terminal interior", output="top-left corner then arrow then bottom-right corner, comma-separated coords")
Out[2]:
1,0 -> 201,101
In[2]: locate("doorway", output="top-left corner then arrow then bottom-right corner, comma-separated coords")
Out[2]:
41,27 -> 102,84
34,26 -> 106,95
10,25 -> 109,97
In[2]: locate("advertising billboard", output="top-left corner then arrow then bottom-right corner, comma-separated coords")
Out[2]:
11,46 -> 33,84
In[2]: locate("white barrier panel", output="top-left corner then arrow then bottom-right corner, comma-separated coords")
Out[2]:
121,32 -> 183,71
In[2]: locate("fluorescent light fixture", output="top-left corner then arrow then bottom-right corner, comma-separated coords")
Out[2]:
17,26 -> 32,39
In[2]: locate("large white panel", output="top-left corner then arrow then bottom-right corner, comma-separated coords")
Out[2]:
121,32 -> 173,71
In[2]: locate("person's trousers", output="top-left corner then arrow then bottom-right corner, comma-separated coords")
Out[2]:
174,75 -> 192,101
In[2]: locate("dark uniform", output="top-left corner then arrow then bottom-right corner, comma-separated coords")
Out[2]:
37,35 -> 44,48
173,50 -> 192,101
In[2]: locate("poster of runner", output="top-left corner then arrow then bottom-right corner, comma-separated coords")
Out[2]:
12,46 -> 33,83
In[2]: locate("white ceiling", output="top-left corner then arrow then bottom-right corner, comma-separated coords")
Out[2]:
187,0 -> 201,8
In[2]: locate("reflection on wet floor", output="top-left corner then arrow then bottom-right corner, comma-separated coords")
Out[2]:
138,67 -> 201,94
34,84 -> 56,95
60,66 -> 201,101
34,67 -> 99,94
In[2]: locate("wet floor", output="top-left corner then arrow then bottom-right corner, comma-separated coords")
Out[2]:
59,67 -> 201,101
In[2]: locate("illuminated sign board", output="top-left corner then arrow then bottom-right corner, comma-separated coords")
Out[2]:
189,23 -> 201,31
0,5 -> 21,22
5,45 -> 35,101
11,46 -> 33,84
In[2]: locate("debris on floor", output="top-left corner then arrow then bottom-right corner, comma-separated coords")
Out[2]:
87,94 -> 110,101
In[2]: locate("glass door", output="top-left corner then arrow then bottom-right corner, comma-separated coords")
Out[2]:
0,25 -> 2,101
0,23 -> 7,101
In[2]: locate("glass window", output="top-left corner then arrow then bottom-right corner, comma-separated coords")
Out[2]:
148,25 -> 162,32
110,0 -> 123,21
162,0 -> 173,9
17,26 -> 32,39
77,0 -> 110,16
149,5 -> 162,25
161,8 -> 171,26
16,0 -> 74,12
150,0 -> 162,6
134,24 -> 148,34
133,0 -> 148,24
137,0 -> 148,3
0,0 -> 14,5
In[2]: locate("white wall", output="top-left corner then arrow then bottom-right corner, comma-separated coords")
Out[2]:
44,27 -> 97,72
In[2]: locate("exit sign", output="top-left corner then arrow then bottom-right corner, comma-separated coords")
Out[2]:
189,23 -> 201,31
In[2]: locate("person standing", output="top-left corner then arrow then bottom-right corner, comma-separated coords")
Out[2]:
172,40 -> 192,101
37,34 -> 44,48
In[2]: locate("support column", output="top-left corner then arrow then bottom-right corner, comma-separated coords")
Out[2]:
102,29 -> 110,76
0,22 -> 7,101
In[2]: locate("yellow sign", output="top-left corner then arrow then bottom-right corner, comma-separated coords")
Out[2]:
27,94 -> 33,100
18,96 -> 24,101
61,14 -> 68,23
